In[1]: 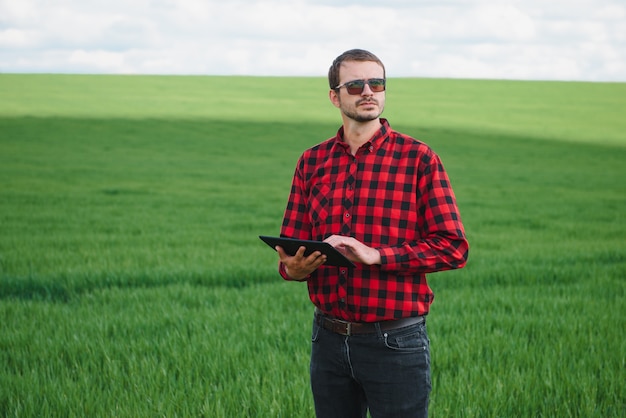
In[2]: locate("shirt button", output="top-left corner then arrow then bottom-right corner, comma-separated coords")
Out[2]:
345,213 -> 350,218
369,146 -> 374,152
341,269 -> 346,275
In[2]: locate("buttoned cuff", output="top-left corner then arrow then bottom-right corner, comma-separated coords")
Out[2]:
377,246 -> 400,271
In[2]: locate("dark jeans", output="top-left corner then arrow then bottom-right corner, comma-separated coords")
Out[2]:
310,315 -> 431,418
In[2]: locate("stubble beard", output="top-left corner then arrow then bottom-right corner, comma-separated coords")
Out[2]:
341,98 -> 384,122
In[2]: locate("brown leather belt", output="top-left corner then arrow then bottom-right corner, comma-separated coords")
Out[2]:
314,310 -> 424,336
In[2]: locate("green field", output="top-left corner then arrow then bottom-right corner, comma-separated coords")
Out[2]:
1,74 -> 625,417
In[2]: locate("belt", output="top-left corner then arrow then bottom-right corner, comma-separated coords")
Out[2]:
314,310 -> 424,336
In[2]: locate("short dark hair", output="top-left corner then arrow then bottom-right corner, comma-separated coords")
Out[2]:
328,49 -> 386,90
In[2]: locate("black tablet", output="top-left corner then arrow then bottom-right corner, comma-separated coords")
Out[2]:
259,236 -> 355,267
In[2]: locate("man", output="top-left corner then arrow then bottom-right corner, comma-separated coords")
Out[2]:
275,49 -> 469,418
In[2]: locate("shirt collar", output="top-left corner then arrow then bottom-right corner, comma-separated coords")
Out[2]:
333,118 -> 391,153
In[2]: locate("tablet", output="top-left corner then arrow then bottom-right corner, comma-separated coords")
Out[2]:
259,236 -> 356,267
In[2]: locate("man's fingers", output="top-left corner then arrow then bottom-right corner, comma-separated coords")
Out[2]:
277,245 -> 326,266
312,253 -> 327,266
295,246 -> 307,258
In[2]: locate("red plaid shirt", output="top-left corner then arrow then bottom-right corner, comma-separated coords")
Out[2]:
279,119 -> 468,322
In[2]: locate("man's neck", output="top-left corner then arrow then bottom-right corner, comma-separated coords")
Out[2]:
341,118 -> 382,155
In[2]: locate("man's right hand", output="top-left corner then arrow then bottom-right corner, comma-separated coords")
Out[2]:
276,245 -> 327,281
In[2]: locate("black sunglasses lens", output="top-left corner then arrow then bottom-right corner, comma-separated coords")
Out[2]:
345,80 -> 365,95
368,79 -> 385,92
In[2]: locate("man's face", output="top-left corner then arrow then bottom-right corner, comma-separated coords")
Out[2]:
331,60 -> 386,122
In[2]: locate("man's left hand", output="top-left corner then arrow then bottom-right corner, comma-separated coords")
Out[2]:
324,235 -> 382,266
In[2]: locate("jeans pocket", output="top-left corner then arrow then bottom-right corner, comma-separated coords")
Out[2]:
383,323 -> 429,352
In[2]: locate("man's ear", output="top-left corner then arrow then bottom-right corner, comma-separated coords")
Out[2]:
329,89 -> 341,109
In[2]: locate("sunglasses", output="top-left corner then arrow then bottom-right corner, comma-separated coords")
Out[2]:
334,78 -> 386,95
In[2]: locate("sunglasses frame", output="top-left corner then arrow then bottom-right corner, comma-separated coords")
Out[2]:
334,78 -> 386,95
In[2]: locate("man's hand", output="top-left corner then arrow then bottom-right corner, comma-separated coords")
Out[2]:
276,245 -> 327,281
324,235 -> 382,265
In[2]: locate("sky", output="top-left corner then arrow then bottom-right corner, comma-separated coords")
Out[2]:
1,0 -> 625,81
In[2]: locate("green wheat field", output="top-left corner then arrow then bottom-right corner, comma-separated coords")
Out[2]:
1,74 -> 625,417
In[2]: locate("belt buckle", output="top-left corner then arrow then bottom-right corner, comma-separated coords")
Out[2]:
345,322 -> 352,336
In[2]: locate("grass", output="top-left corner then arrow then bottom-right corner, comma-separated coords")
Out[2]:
1,282 -> 313,416
0,74 -> 625,417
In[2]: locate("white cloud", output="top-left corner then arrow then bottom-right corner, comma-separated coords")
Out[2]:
0,28 -> 36,48
0,0 -> 624,81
